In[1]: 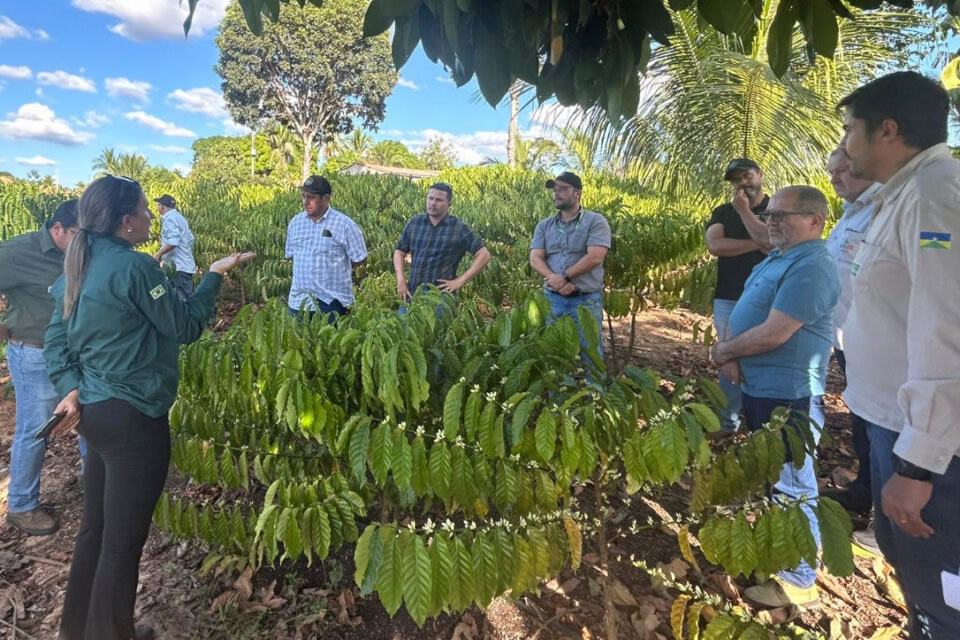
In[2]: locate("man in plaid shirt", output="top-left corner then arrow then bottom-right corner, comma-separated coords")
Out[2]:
285,175 -> 367,321
393,182 -> 491,301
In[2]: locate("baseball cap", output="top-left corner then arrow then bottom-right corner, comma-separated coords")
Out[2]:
723,158 -> 761,181
546,171 -> 583,190
153,194 -> 176,208
301,175 -> 332,195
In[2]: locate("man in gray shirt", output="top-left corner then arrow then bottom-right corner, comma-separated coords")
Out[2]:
530,172 -> 611,369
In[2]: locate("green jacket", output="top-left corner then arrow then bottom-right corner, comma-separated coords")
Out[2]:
45,236 -> 222,417
0,227 -> 65,346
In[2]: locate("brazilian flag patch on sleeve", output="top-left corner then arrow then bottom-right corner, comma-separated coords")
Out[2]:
150,284 -> 166,300
919,231 -> 951,249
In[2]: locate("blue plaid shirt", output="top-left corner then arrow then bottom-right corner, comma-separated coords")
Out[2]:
396,214 -> 485,294
285,207 -> 367,309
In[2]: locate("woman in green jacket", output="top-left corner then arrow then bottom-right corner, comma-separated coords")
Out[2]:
44,175 -> 255,640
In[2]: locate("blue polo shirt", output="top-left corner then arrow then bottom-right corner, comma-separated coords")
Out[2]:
728,239 -> 839,399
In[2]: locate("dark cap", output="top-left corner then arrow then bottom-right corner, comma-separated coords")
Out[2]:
153,194 -> 176,208
723,158 -> 761,181
545,171 -> 583,191
301,175 -> 332,195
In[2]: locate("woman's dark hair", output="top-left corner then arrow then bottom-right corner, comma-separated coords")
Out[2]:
63,176 -> 143,318
837,71 -> 949,150
46,199 -> 79,230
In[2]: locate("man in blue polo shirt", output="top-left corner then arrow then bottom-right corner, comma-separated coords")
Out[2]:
710,185 -> 840,610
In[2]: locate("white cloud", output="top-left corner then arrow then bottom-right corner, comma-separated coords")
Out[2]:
0,65 -> 32,80
0,103 -> 94,145
402,128 -> 509,165
222,118 -> 250,135
72,0 -> 229,41
0,16 -> 29,41
71,110 -> 110,128
125,111 -> 196,137
35,87 -> 43,97
397,77 -> 419,91
528,102 -> 585,134
172,163 -> 191,175
149,144 -> 186,153
34,29 -> 50,40
167,87 -> 226,118
37,70 -> 96,92
105,77 -> 151,102
17,155 -> 57,166
436,75 -> 455,85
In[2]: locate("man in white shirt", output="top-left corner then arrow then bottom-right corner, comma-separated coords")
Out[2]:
285,175 -> 367,321
821,148 -> 881,527
152,195 -> 197,300
840,71 -> 960,639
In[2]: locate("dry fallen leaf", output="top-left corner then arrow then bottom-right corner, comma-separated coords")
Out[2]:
871,558 -> 907,612
450,612 -> 479,640
233,566 -> 254,602
608,578 -> 638,608
707,572 -> 741,602
209,590 -> 239,613
867,625 -> 903,640
755,605 -> 797,625
656,557 -> 690,582
560,577 -> 582,595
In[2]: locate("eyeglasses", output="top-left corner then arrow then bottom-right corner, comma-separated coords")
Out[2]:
757,210 -> 816,223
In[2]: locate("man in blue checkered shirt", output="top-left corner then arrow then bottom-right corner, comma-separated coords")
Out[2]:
285,175 -> 367,321
393,182 -> 491,301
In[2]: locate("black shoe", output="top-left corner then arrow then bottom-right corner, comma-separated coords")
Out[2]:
134,624 -> 155,640
820,487 -> 872,515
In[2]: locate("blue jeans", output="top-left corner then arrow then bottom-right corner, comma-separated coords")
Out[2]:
834,349 -> 872,505
170,271 -> 194,301
7,342 -> 86,513
544,290 -> 604,361
288,298 -> 348,324
869,423 -> 960,640
713,298 -> 741,431
743,393 -> 824,589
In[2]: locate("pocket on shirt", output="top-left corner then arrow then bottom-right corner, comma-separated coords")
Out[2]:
850,239 -> 882,287
743,273 -> 779,308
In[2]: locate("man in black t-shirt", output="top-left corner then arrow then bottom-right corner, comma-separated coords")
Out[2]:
705,158 -> 770,431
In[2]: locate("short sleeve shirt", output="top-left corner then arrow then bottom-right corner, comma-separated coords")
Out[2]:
285,207 -> 368,309
728,239 -> 840,399
396,214 -> 484,294
531,209 -> 611,293
706,198 -> 769,301
159,209 -> 197,275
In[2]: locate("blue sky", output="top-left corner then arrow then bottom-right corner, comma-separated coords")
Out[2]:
0,1 -> 560,185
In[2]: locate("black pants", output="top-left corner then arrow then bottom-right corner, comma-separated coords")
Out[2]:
60,399 -> 170,640
834,349 -> 872,504
171,271 -> 194,301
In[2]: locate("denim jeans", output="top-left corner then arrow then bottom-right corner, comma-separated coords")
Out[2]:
7,342 -> 86,514
869,423 -> 960,640
834,349 -> 872,504
544,290 -> 604,361
170,271 -> 194,301
743,393 -> 824,589
712,298 -> 741,431
288,298 -> 348,324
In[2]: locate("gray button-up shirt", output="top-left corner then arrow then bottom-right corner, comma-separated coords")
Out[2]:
532,209 -> 611,293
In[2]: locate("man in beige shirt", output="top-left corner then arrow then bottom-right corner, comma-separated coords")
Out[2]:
840,71 -> 960,639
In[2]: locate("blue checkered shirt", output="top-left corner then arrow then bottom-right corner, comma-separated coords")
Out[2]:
396,214 -> 485,294
285,207 -> 367,310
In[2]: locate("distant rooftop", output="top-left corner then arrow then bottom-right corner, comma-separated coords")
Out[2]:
339,162 -> 441,180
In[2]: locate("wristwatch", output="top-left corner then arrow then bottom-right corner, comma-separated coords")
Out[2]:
892,454 -> 934,482
560,269 -> 570,281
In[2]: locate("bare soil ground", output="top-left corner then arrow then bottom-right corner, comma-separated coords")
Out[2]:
0,305 -> 907,639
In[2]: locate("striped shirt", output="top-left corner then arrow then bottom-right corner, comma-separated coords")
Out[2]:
396,213 -> 485,294
160,209 -> 196,275
285,207 -> 367,309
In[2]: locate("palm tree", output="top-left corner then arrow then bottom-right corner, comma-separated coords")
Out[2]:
91,148 -> 121,177
326,129 -> 374,160
514,137 -> 562,171
265,122 -> 300,184
558,127 -> 601,174
586,3 -> 931,200
92,148 -> 149,181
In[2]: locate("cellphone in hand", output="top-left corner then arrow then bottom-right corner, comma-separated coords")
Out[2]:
35,412 -> 65,440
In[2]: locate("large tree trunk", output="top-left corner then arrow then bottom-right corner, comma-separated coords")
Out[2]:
300,131 -> 315,181
507,81 -> 522,168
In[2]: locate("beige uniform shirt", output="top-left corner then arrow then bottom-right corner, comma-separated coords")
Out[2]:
843,143 -> 960,473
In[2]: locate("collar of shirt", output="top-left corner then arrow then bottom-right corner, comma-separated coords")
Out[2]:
874,143 -> 952,208
37,227 -> 58,254
554,208 -> 583,224
844,182 -> 883,215
303,207 -> 338,224
424,212 -> 453,227
766,238 -> 825,262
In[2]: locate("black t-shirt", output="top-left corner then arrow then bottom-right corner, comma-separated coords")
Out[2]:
706,196 -> 769,301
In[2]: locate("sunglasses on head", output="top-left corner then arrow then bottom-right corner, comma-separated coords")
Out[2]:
111,175 -> 139,215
